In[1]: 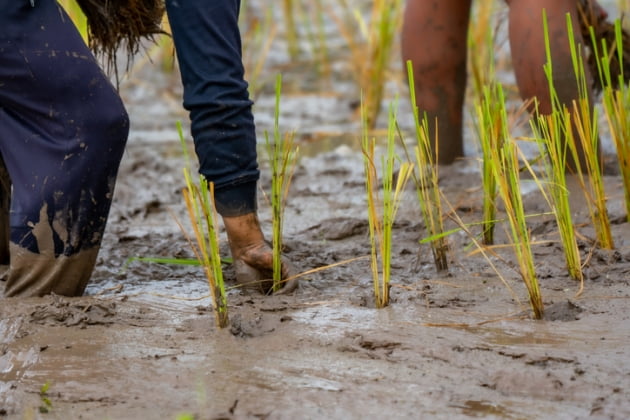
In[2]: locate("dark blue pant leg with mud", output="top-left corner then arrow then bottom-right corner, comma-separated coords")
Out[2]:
0,0 -> 129,297
165,0 -> 260,217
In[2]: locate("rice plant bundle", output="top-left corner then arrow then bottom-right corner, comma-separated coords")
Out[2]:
484,84 -> 544,320
404,60 -> 448,271
589,20 -> 630,222
178,123 -> 228,328
264,75 -> 298,292
577,0 -> 630,91
474,82 -> 506,246
363,100 -> 413,308
565,14 -> 614,249
532,112 -> 584,284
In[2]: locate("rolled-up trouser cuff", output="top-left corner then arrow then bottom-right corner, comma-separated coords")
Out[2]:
213,180 -> 258,217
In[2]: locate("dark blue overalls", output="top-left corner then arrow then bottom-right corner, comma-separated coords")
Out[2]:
0,0 -> 129,296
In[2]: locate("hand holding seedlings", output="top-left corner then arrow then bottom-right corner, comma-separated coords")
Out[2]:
225,214 -> 299,295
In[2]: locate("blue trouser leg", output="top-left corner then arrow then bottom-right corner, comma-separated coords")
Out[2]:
0,0 -> 129,297
165,0 -> 260,216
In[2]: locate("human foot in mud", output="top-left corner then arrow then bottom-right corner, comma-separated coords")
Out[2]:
223,213 -> 298,295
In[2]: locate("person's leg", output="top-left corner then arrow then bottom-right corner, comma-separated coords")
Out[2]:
165,0 -> 259,215
0,1 -> 129,297
402,0 -> 473,164
507,0 -> 598,170
0,155 -> 9,268
165,0 -> 297,293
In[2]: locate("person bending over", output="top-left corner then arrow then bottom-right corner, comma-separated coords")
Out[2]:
0,0 -> 129,297
1,0 -> 296,298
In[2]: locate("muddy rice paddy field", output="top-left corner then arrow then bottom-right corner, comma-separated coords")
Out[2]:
2,1 -> 630,419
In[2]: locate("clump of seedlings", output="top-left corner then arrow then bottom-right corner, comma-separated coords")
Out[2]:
589,20 -> 630,222
553,13 -> 614,249
531,110 -> 584,285
404,61 -> 448,272
470,14 -> 503,247
363,99 -> 413,308
178,122 -> 229,328
474,82 -> 505,247
483,82 -> 544,320
264,75 -> 299,293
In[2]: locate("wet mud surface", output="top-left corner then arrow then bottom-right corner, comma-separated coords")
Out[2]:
2,134 -> 630,420
3,2 -> 630,418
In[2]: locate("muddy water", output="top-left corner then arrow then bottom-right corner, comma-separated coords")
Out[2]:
3,0 -> 630,418
2,139 -> 629,418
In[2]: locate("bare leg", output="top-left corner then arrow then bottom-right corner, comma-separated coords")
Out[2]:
508,0 -> 599,171
401,0 -> 473,164
223,213 -> 298,294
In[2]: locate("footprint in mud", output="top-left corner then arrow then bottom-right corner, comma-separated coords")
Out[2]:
337,332 -> 403,360
302,217 -> 368,240
29,296 -> 117,327
542,300 -> 584,322
229,312 -> 279,338
484,369 -> 567,400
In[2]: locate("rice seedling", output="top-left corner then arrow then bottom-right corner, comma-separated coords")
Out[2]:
553,12 -> 614,249
484,82 -> 544,319
39,382 -> 53,414
589,20 -> 630,222
577,0 -> 630,91
264,75 -> 299,293
466,0 -> 507,248
568,118 -> 615,248
362,98 -> 413,308
404,60 -> 448,271
531,111 -> 584,284
474,82 -> 506,247
178,122 -> 229,328
334,0 -> 403,128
